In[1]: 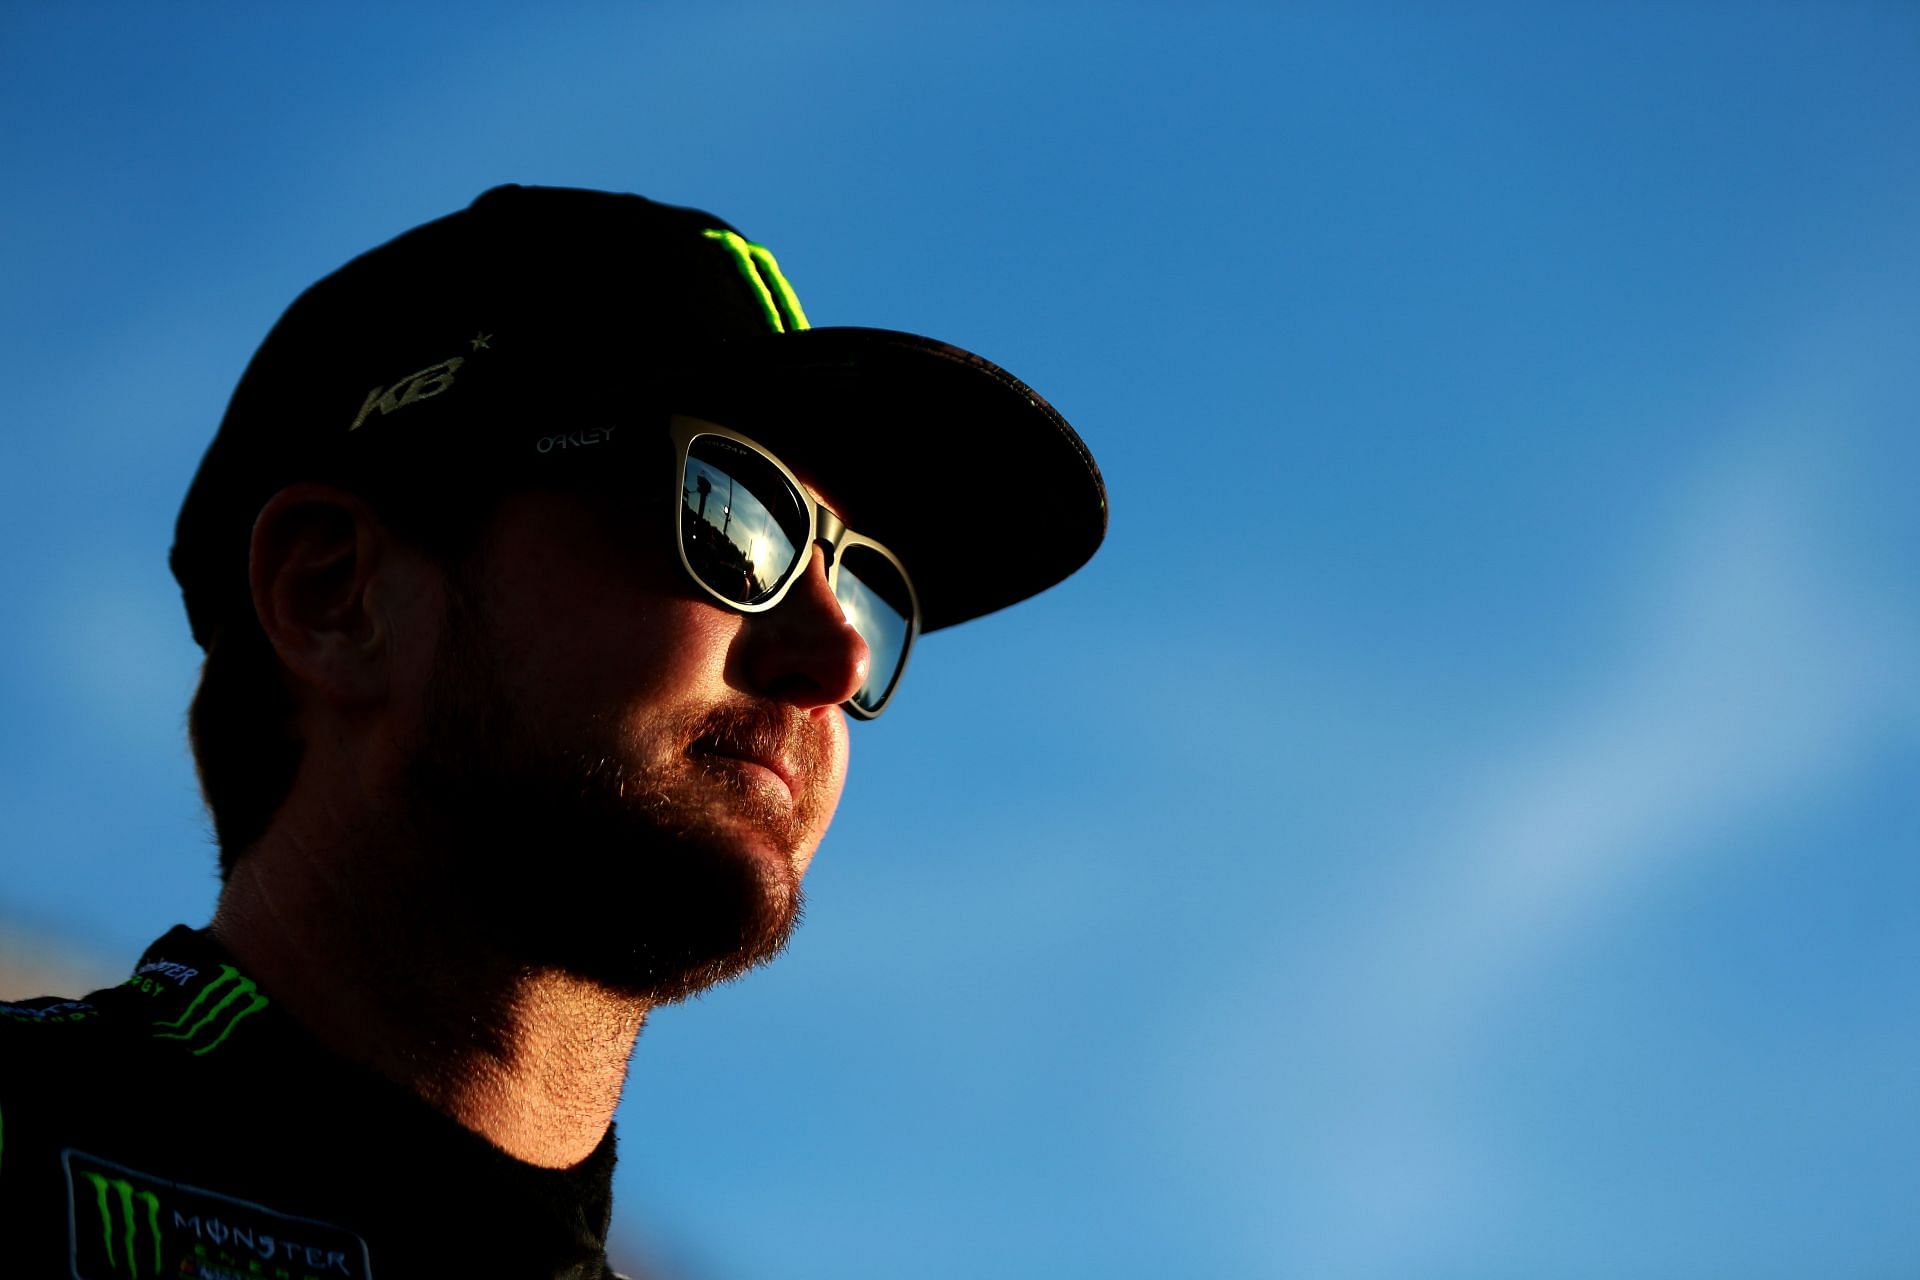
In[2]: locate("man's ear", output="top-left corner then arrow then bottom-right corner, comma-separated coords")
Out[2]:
248,484 -> 411,705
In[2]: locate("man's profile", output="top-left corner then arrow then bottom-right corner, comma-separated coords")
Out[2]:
0,185 -> 1104,1276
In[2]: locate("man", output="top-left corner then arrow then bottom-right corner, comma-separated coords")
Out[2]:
0,186 -> 1105,1277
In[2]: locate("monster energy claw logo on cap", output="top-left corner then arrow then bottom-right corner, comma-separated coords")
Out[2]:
701,228 -> 810,333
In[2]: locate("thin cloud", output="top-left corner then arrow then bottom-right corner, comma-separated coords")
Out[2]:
1364,443 -> 1916,1044
1181,436 -> 1920,1276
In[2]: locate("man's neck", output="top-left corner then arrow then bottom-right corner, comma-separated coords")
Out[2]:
210,825 -> 647,1170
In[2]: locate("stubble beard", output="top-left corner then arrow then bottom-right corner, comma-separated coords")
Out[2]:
402,573 -> 829,1005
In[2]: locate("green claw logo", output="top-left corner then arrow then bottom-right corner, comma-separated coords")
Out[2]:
80,1173 -> 163,1279
153,964 -> 268,1055
702,228 -> 811,333
66,1151 -> 372,1280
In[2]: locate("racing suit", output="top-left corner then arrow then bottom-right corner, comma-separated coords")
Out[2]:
0,926 -> 624,1278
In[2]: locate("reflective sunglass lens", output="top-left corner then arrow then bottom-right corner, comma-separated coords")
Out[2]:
835,545 -> 915,714
681,437 -> 809,605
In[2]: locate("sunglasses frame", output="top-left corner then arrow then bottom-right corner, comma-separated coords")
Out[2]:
668,415 -> 921,719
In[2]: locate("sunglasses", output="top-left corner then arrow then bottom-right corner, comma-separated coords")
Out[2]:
669,415 -> 920,719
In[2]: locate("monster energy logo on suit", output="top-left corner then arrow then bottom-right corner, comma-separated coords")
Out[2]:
63,1151 -> 372,1280
76,1169 -> 159,1279
151,964 -> 268,1055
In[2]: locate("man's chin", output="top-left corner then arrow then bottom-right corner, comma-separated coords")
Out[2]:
540,882 -> 804,1006
411,774 -> 805,1003
555,825 -> 805,1005
529,840 -> 794,1003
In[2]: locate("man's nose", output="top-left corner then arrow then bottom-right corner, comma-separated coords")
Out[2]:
740,544 -> 871,711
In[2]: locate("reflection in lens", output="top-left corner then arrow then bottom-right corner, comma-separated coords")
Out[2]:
835,546 -> 914,713
682,439 -> 807,604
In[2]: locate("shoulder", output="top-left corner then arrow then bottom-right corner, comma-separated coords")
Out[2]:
0,979 -> 136,1227
0,978 -> 141,1092
0,927 -> 245,1109
0,991 -> 109,1028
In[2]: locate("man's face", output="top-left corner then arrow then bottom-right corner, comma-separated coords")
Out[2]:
398,459 -> 868,1002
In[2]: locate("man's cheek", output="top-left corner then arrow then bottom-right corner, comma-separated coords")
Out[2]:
796,726 -> 851,877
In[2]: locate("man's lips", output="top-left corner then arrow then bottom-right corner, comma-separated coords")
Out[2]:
713,750 -> 797,795
691,737 -> 800,799
688,705 -> 832,809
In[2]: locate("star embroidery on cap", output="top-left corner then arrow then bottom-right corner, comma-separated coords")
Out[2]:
470,332 -> 493,351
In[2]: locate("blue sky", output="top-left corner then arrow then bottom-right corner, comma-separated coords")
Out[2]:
3,4 -> 1917,1276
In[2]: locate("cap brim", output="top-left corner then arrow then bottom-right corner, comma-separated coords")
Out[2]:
671,327 -> 1106,633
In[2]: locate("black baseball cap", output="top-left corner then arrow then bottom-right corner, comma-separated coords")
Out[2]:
170,184 -> 1106,647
